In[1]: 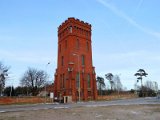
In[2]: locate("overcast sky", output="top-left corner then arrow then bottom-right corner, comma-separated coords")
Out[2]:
0,0 -> 160,90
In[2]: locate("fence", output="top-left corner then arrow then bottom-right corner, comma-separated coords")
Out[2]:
0,96 -> 52,105
98,93 -> 137,101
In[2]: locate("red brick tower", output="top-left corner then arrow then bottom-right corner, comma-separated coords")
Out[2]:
54,18 -> 97,102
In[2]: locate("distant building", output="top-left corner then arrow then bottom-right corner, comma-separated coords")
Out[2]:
38,84 -> 54,97
53,18 -> 97,102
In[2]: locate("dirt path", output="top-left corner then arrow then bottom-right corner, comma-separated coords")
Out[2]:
0,104 -> 160,120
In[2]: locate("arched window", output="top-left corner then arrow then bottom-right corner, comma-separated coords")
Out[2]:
76,72 -> 80,88
61,56 -> 64,66
59,44 -> 61,52
86,42 -> 89,51
69,26 -> 72,33
76,39 -> 79,49
63,73 -> 65,88
87,74 -> 91,88
65,40 -> 67,49
81,55 -> 85,66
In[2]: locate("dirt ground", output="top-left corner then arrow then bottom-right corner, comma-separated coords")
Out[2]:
0,104 -> 160,120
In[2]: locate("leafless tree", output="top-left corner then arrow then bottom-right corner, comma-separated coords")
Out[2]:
0,62 -> 10,96
20,67 -> 48,96
113,75 -> 123,92
145,81 -> 153,90
145,80 -> 158,92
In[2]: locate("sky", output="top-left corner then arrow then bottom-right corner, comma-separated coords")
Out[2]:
0,0 -> 160,90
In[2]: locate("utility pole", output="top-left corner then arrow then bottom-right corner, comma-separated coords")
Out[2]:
45,62 -> 50,104
73,53 -> 81,102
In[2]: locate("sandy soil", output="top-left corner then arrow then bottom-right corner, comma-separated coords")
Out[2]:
0,104 -> 160,120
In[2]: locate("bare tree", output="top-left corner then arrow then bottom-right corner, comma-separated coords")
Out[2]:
145,80 -> 158,92
105,73 -> 114,91
0,62 -> 10,96
145,81 -> 153,90
152,81 -> 158,92
113,75 -> 123,92
20,67 -> 48,96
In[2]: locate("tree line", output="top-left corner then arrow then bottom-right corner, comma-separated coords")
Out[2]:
0,61 -> 49,96
96,73 -> 123,95
97,69 -> 159,97
134,69 -> 158,97
0,61 -> 159,97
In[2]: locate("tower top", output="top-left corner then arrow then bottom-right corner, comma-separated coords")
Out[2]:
58,17 -> 91,31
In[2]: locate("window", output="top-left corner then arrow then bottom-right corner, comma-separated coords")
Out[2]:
61,56 -> 64,66
81,55 -> 85,66
60,74 -> 65,88
74,26 -> 76,32
87,74 -> 91,88
86,31 -> 88,36
63,74 -> 65,88
80,28 -> 82,34
76,27 -> 79,33
65,40 -> 67,49
69,26 -> 72,33
86,42 -> 89,51
60,74 -> 62,88
62,32 -> 64,36
76,39 -> 79,49
59,44 -> 61,52
76,72 -> 80,88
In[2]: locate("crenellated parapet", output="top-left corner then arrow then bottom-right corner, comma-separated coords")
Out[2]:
58,17 -> 91,41
58,17 -> 91,30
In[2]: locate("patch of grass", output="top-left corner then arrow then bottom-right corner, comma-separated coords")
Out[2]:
0,117 -> 17,120
152,108 -> 160,112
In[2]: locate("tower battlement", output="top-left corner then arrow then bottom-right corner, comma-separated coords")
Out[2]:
58,17 -> 91,30
58,17 -> 91,41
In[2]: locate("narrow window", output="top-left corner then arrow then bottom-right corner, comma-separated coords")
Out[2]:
74,26 -> 76,32
69,26 -> 72,33
80,28 -> 82,34
63,74 -> 65,88
82,29 -> 84,34
59,44 -> 61,52
81,55 -> 85,66
76,72 -> 80,88
65,28 -> 67,34
87,74 -> 91,88
61,56 -> 64,66
65,40 -> 67,49
62,32 -> 63,36
77,27 -> 79,33
86,42 -> 89,51
86,31 -> 88,36
60,74 -> 63,88
76,39 -> 79,49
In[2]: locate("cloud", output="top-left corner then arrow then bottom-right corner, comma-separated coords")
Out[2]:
135,0 -> 144,14
96,0 -> 160,38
